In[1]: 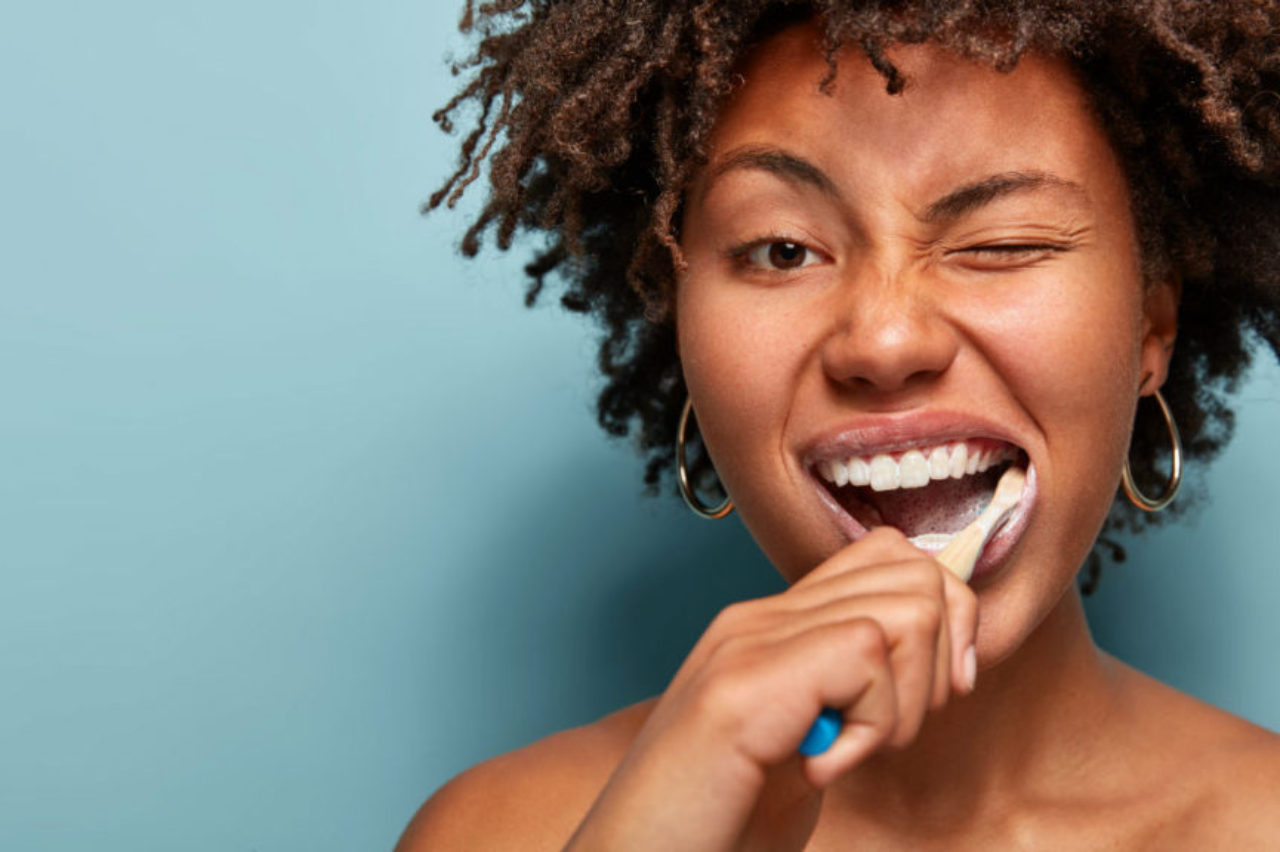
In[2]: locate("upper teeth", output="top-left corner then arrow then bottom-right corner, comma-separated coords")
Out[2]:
817,442 -> 1017,492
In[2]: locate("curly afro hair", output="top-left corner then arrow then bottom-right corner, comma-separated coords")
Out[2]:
428,0 -> 1280,592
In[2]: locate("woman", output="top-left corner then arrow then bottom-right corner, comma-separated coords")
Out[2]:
401,1 -> 1280,847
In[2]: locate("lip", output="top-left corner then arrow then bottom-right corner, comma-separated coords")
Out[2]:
800,409 -> 1030,466
800,410 -> 1038,583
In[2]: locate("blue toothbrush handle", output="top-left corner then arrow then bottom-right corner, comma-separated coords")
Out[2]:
797,707 -> 843,756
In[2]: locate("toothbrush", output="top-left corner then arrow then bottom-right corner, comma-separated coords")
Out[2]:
933,465 -> 1027,583
797,466 -> 1027,757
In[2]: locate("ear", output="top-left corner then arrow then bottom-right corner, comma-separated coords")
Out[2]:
1137,276 -> 1180,396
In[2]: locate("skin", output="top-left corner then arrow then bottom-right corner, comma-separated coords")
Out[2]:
399,22 -> 1280,851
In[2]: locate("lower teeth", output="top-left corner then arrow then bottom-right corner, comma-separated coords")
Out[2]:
908,531 -> 956,551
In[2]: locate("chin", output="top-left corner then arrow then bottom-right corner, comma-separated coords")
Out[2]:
968,536 -> 1089,670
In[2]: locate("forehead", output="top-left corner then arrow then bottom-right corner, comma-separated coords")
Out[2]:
699,22 -> 1121,208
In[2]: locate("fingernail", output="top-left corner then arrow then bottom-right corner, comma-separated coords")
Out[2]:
963,646 -> 977,692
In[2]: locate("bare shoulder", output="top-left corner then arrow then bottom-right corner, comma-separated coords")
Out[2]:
394,696 -> 658,852
1111,659 -> 1280,844
1189,707 -> 1280,841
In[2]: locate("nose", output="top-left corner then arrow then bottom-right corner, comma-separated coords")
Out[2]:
820,273 -> 960,395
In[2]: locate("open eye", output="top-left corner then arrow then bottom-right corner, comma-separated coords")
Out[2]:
738,240 -> 823,271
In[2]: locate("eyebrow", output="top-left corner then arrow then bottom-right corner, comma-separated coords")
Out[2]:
703,145 -> 1087,221
922,170 -> 1087,222
703,146 -> 839,200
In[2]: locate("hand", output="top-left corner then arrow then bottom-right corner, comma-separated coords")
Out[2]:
563,527 -> 979,852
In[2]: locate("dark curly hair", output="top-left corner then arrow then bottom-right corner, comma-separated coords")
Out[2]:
428,0 -> 1280,592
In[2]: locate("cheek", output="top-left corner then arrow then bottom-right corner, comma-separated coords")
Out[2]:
979,272 -> 1144,521
676,282 -> 811,487
1008,288 -> 1138,414
973,258 -> 1143,400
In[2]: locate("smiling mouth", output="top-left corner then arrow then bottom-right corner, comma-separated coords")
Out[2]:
812,439 -> 1029,549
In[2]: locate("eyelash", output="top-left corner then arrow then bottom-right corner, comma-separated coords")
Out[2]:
961,244 -> 1061,257
728,236 -> 825,273
952,243 -> 1066,268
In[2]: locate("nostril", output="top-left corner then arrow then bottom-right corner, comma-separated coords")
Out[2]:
820,312 -> 960,393
847,365 -> 945,389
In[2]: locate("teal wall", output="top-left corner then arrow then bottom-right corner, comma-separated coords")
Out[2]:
2,2 -> 1277,849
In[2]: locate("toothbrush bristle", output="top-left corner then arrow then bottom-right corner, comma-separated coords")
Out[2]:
991,466 -> 1026,511
935,465 -> 1027,582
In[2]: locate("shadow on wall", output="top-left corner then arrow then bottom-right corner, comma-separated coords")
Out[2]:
1084,503 -> 1250,719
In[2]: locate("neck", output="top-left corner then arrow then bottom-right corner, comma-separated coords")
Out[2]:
829,587 -> 1123,825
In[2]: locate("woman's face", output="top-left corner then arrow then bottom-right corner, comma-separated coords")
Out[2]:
676,25 -> 1176,664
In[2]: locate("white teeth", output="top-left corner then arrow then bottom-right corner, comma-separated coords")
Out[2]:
928,446 -> 950,480
816,440 -> 1021,494
869,455 -> 899,492
909,531 -> 957,551
898,450 -> 930,488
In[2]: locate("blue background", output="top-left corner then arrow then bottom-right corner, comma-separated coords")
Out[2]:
3,2 -> 1278,849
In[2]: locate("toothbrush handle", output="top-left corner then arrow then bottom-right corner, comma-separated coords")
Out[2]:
797,707 -> 843,756
797,523 -> 983,756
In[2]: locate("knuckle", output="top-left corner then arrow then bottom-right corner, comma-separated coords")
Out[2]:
690,653 -> 757,723
842,617 -> 888,658
712,600 -> 747,627
704,632 -> 755,670
905,596 -> 943,635
906,560 -> 946,596
708,600 -> 756,637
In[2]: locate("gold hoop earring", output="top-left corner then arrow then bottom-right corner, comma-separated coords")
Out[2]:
1122,388 -> 1182,512
676,396 -> 734,519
